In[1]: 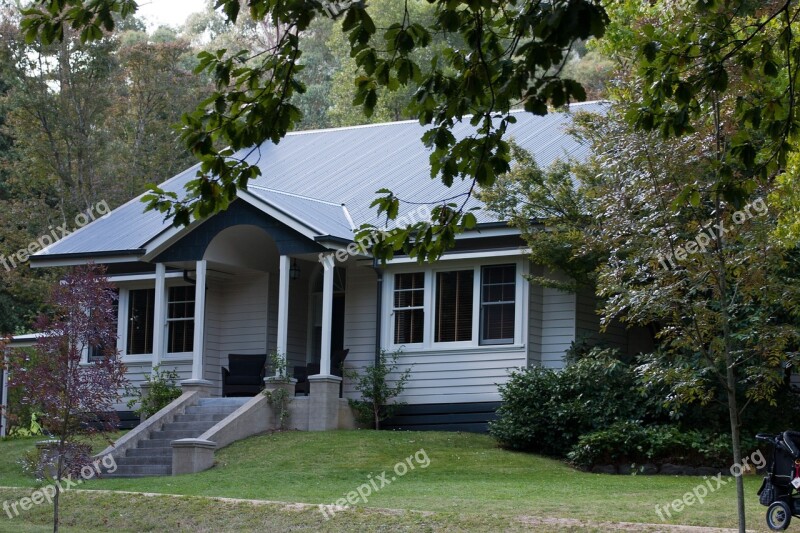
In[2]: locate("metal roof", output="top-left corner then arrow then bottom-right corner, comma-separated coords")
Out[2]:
33,101 -> 605,260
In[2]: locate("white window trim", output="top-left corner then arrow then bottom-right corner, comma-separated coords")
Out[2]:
115,279 -> 195,361
164,282 -> 196,357
383,257 -> 526,353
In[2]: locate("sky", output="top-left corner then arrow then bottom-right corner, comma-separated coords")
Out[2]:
134,0 -> 208,29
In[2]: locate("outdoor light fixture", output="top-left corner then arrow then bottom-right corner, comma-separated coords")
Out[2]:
290,259 -> 301,280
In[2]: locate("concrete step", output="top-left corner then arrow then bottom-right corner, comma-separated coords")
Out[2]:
161,421 -> 219,432
115,456 -> 171,466
173,413 -> 228,424
184,405 -> 242,416
198,397 -> 250,407
126,447 -> 171,458
138,438 -> 172,449
103,464 -> 172,477
151,429 -> 202,440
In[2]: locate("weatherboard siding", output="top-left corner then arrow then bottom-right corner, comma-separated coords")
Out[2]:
539,286 -> 576,369
342,265 -> 377,399
207,273 -> 269,392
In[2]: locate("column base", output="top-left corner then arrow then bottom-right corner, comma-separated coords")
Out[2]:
180,379 -> 216,397
308,375 -> 342,431
172,438 -> 217,475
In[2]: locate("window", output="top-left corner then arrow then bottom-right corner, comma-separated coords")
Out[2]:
393,272 -> 424,344
127,288 -> 155,355
167,286 -> 195,353
388,261 -> 520,349
434,270 -> 474,343
480,264 -> 516,345
88,289 -> 119,362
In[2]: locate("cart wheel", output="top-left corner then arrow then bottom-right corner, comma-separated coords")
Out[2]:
767,501 -> 792,531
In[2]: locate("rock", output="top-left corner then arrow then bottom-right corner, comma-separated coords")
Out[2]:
617,463 -> 634,475
591,464 -> 618,474
682,466 -> 699,476
696,466 -> 726,476
659,463 -> 686,475
639,463 -> 659,475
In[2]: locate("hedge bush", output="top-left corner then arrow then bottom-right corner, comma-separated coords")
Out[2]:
566,422 -> 759,469
489,348 -> 648,455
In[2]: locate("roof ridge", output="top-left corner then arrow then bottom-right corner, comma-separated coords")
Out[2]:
285,101 -> 608,137
247,185 -> 344,207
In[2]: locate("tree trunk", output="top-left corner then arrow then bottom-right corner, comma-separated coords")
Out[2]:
53,448 -> 63,533
725,348 -> 745,532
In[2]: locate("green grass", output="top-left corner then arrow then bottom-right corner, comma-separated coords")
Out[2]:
0,431 -> 772,531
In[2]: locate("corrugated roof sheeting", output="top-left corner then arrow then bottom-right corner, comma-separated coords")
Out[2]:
243,102 -> 603,227
36,164 -> 202,256
35,102 -> 605,257
245,186 -> 354,239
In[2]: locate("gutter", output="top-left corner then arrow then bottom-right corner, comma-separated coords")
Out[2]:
30,249 -> 147,267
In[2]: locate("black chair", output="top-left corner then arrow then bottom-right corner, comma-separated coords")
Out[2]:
331,349 -> 350,378
294,365 -> 310,396
293,350 -> 350,396
222,353 -> 267,397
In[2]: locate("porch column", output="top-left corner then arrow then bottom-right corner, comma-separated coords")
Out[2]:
319,254 -> 334,376
191,260 -> 207,380
151,263 -> 167,373
276,255 -> 290,372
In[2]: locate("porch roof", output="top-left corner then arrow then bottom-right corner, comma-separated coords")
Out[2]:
30,101 -> 604,264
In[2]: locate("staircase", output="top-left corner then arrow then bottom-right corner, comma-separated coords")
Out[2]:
106,397 -> 249,478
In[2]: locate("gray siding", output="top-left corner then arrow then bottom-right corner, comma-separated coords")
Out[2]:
388,347 -> 526,404
539,286 -> 576,369
342,265 -> 377,398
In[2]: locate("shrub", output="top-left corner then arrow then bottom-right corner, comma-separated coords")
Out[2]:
490,347 -> 647,455
345,349 -> 411,430
566,422 -> 760,469
126,365 -> 182,419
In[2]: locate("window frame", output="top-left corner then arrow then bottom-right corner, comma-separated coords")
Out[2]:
385,257 -> 525,352
479,264 -> 517,346
391,271 -> 426,346
166,284 -> 196,356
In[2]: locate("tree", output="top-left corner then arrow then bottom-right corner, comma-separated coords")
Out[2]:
20,0 -> 608,262
4,264 -> 127,532
484,106 -> 800,531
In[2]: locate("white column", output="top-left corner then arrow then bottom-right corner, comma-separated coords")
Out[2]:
152,263 -> 167,373
191,260 -> 207,380
276,255 -> 290,374
0,349 -> 8,437
320,255 -> 334,376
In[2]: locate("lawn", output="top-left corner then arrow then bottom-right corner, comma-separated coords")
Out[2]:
0,430 -> 771,532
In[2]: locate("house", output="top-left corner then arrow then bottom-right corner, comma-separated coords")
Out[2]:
2,101 -> 651,441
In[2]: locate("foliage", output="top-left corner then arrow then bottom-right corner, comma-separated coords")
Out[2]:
6,411 -> 43,439
345,349 -> 411,430
125,365 -> 182,419
566,422 -> 758,470
489,347 -> 648,455
21,0 -> 608,264
481,141 -> 599,292
262,352 -> 292,430
3,264 -> 127,532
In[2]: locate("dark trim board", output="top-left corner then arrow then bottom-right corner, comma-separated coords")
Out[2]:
116,411 -> 140,430
382,402 -> 501,433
